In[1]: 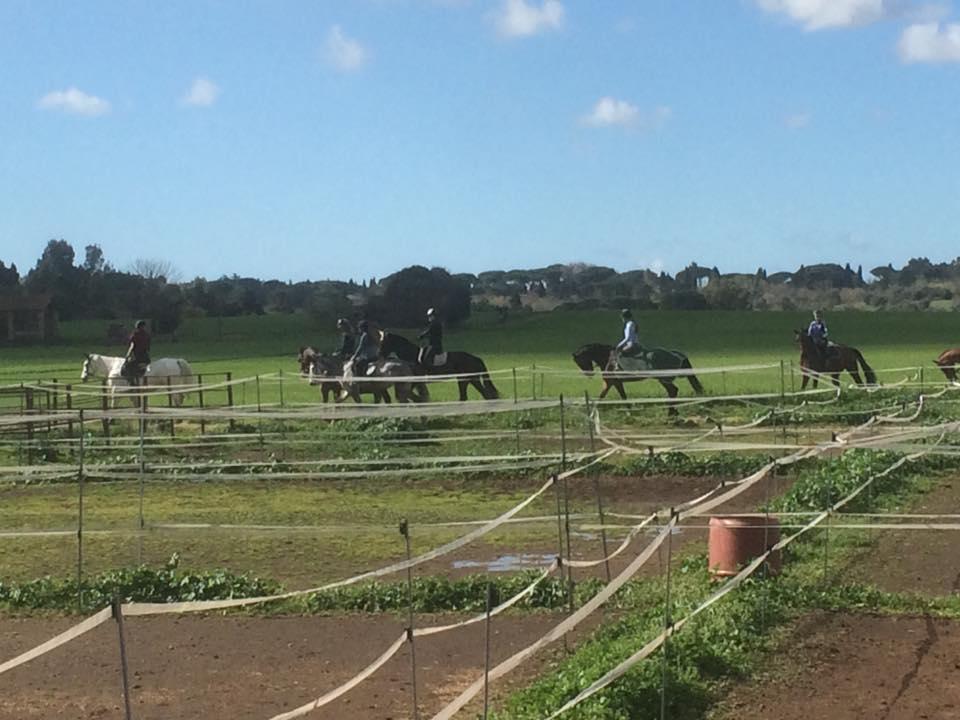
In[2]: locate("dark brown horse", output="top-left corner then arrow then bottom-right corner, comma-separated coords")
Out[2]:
571,343 -> 704,412
298,346 -> 341,402
795,329 -> 876,389
935,348 -> 960,383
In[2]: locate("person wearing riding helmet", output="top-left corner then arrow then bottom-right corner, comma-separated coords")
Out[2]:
334,318 -> 357,360
350,320 -> 379,376
123,320 -> 151,382
808,309 -> 829,361
615,309 -> 640,357
418,307 -> 443,368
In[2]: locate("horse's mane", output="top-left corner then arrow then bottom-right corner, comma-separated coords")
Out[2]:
382,331 -> 417,347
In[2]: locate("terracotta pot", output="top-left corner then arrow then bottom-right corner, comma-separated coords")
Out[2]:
708,515 -> 781,578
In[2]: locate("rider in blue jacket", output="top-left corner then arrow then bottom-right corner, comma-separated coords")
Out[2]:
808,310 -> 829,360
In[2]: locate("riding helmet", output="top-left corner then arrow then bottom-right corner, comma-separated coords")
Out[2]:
620,308 -> 632,319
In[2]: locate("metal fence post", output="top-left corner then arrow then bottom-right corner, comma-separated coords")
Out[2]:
112,596 -> 134,720
400,519 -> 419,720
77,409 -> 85,612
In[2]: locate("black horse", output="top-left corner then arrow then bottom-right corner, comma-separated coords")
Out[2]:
379,331 -> 500,401
572,342 -> 704,411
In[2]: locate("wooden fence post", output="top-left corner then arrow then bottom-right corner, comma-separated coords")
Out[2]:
226,372 -> 235,432
197,374 -> 206,435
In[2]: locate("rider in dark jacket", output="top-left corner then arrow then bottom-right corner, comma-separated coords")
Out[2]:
350,320 -> 379,375
123,320 -> 151,382
418,308 -> 443,367
335,318 -> 357,360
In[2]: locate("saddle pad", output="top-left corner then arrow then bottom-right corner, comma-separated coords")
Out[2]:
433,352 -> 448,367
618,355 -> 651,372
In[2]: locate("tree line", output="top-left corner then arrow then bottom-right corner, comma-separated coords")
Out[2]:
2,240 -> 958,338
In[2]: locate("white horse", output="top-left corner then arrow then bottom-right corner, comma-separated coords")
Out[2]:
81,353 -> 194,407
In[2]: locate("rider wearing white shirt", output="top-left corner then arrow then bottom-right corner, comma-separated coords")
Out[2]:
616,309 -> 640,357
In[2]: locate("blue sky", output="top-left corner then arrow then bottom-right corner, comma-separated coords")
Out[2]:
2,0 -> 959,282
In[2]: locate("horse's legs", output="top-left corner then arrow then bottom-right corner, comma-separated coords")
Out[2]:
458,380 -> 469,401
848,369 -> 863,385
614,381 -> 627,401
830,373 -> 841,387
598,382 -> 610,399
661,380 -> 679,416
469,378 -> 486,399
800,372 -> 809,391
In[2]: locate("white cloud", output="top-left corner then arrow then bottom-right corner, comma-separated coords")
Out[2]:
37,87 -> 111,116
581,98 -> 672,130
494,0 -> 564,38
784,111 -> 812,128
582,97 -> 639,127
755,0 -> 890,30
181,77 -> 220,107
899,22 -> 960,62
325,25 -> 369,72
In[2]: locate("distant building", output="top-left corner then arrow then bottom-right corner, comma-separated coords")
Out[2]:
0,294 -> 57,343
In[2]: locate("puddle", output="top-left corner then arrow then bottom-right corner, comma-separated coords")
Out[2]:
453,553 -> 556,572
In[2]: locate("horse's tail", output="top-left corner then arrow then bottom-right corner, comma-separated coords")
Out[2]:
855,350 -> 877,385
481,372 -> 500,400
681,356 -> 704,395
472,359 -> 499,400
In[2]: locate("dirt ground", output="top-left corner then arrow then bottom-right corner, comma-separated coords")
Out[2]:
0,612 -> 598,720
0,469 -> 795,720
716,472 -> 960,720
715,612 -> 960,720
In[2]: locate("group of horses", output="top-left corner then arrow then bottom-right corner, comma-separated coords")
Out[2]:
297,330 -> 500,404
78,328 -> 960,410
572,329 -> 960,413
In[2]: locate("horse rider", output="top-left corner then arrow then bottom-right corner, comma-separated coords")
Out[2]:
615,309 -> 641,358
122,320 -> 151,383
808,309 -> 831,362
350,320 -> 380,376
418,307 -> 443,368
335,318 -> 357,360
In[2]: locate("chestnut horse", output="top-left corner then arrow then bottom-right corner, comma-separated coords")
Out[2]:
795,329 -> 876,389
934,348 -> 960,383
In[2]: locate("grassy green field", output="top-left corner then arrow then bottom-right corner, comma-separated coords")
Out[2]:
1,309 -> 958,588
1,309 -> 958,404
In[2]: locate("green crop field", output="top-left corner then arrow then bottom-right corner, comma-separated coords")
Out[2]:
1,309 -> 957,404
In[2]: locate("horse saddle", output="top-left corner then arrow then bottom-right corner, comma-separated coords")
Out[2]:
617,354 -> 652,372
417,349 -> 448,367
